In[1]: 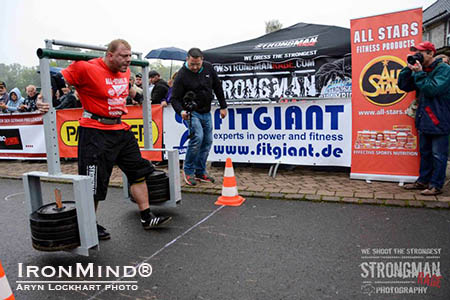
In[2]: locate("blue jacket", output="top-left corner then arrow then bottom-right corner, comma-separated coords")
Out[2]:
6,88 -> 25,112
398,59 -> 450,135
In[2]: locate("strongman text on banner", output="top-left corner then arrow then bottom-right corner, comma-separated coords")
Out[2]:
350,8 -> 422,182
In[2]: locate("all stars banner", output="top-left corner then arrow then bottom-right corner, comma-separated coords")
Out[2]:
350,8 -> 422,182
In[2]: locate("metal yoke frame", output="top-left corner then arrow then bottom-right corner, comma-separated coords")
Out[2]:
22,39 -> 180,257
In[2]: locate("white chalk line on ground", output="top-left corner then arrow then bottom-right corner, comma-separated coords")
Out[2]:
88,205 -> 225,300
4,192 -> 25,201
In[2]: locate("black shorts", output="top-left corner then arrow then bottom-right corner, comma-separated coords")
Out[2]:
78,126 -> 154,201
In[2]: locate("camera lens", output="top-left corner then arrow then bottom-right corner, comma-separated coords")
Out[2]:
407,53 -> 424,65
407,55 -> 417,65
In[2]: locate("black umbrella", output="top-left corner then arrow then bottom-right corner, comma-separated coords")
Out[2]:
145,47 -> 187,77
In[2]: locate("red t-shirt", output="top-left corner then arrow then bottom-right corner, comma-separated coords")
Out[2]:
61,58 -> 131,130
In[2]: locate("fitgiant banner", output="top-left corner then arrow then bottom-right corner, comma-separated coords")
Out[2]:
164,100 -> 351,166
350,8 -> 422,181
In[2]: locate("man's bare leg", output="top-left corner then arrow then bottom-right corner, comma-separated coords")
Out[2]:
130,181 -> 149,211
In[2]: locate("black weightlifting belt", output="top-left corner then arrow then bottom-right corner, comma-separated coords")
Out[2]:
82,110 -> 122,125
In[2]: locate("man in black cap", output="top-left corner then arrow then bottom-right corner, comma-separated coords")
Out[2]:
135,73 -> 143,88
149,70 -> 169,106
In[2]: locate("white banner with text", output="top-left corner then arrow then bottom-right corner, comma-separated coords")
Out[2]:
163,100 -> 351,166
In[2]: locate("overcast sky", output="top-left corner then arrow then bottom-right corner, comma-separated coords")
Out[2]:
1,0 -> 435,67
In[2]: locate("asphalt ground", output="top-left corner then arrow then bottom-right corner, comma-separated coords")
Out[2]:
1,178 -> 449,300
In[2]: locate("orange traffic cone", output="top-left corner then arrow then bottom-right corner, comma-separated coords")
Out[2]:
0,261 -> 15,300
215,158 -> 245,206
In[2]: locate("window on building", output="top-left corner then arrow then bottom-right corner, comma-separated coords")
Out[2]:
447,19 -> 450,46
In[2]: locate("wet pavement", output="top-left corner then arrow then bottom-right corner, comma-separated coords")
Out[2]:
1,178 -> 449,300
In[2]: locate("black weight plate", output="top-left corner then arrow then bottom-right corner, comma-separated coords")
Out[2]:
36,201 -> 77,220
148,189 -> 170,200
32,236 -> 80,252
128,184 -> 169,198
31,228 -> 79,240
146,170 -> 167,181
32,242 -> 80,252
147,176 -> 169,187
30,222 -> 78,233
128,178 -> 168,190
129,189 -> 169,201
148,186 -> 170,195
148,196 -> 170,204
129,190 -> 170,203
30,212 -> 78,227
127,174 -> 168,187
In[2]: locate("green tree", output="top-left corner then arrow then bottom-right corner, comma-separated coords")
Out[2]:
147,60 -> 183,80
0,63 -> 40,95
265,19 -> 283,34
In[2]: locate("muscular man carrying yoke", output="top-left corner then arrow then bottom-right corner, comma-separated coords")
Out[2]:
37,39 -> 172,239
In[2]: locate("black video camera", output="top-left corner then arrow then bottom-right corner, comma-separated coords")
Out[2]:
183,91 -> 198,113
407,52 -> 424,65
182,91 -> 198,140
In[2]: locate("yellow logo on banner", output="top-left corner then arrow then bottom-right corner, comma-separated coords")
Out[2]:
60,119 -> 159,147
60,121 -> 79,146
359,55 -> 407,106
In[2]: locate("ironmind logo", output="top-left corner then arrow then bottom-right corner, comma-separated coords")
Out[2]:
254,35 -> 318,50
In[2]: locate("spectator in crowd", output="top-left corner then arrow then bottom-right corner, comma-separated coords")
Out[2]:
161,71 -> 178,108
148,73 -> 155,95
130,72 -> 143,96
19,85 -> 39,112
126,86 -> 143,105
0,81 -> 8,104
0,88 -> 25,113
149,70 -> 169,105
435,54 -> 449,65
171,48 -> 227,186
399,41 -> 450,196
127,73 -> 143,105
135,72 -> 143,88
51,72 -> 66,107
56,87 -> 81,109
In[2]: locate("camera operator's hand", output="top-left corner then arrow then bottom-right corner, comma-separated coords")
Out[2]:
181,110 -> 190,120
407,57 -> 423,72
220,108 -> 227,119
36,94 -> 50,113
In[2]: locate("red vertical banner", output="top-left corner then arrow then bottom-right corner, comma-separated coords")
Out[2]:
350,8 -> 422,182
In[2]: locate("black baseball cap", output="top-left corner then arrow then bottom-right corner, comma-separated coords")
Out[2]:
0,81 -> 6,88
136,73 -> 142,78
